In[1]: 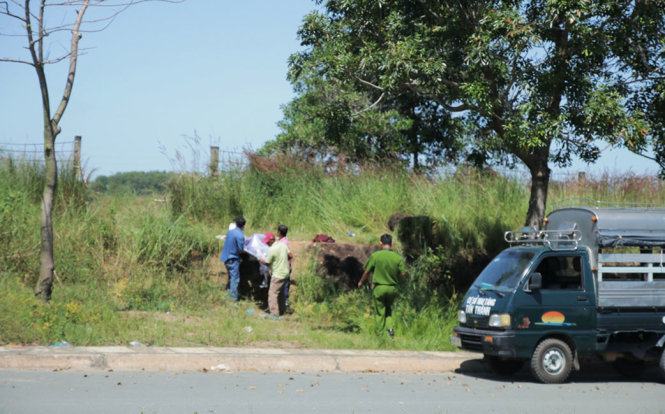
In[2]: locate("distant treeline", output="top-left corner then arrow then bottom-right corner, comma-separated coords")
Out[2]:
90,171 -> 176,195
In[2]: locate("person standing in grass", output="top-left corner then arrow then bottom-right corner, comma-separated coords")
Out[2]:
262,225 -> 291,317
358,234 -> 406,337
277,224 -> 293,310
220,216 -> 246,302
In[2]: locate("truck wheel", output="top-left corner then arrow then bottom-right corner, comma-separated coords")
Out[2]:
530,338 -> 573,384
485,355 -> 524,376
659,350 -> 665,383
612,358 -> 646,379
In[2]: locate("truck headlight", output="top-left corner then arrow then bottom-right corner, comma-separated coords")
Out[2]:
457,310 -> 467,324
489,313 -> 511,328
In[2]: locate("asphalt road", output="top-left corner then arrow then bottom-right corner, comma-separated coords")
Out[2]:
1,363 -> 663,414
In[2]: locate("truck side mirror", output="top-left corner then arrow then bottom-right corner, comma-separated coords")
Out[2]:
528,272 -> 542,291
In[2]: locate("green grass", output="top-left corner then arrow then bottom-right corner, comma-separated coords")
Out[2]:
0,274 -> 458,350
2,156 -> 665,350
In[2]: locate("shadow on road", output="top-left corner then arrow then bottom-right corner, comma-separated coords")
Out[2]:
455,357 -> 664,384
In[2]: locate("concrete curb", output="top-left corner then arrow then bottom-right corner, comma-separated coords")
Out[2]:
0,346 -> 480,373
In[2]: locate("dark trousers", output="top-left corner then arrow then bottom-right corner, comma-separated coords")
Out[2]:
282,277 -> 290,305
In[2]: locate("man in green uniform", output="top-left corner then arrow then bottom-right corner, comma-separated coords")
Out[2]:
358,234 -> 406,337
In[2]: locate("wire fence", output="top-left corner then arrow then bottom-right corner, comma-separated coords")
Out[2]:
3,139 -> 657,185
212,149 -> 657,184
0,140 -> 78,162
218,149 -> 248,171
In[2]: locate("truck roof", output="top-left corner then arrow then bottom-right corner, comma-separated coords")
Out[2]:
547,207 -> 665,248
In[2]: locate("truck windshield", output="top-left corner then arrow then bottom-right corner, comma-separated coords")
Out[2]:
472,250 -> 535,292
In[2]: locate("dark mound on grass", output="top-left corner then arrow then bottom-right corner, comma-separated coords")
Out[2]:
311,243 -> 379,290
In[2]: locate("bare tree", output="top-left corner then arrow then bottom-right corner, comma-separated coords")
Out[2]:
0,0 -> 179,301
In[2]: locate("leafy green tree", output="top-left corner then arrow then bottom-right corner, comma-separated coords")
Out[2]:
90,171 -> 175,195
274,0 -> 663,225
263,7 -> 466,170
608,1 -> 665,174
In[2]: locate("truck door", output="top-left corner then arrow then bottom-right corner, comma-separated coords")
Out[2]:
516,252 -> 596,354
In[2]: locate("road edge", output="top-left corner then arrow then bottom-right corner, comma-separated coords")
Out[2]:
0,346 -> 481,373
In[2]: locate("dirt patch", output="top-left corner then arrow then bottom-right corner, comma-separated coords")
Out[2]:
289,241 -> 310,276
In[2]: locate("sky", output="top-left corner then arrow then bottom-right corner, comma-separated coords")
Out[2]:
0,0 -> 659,178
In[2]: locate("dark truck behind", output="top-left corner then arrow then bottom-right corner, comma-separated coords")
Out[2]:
452,207 -> 665,383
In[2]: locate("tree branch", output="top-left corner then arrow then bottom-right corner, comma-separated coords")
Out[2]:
11,0 -> 39,19
0,56 -> 34,65
355,76 -> 384,91
0,0 -> 26,21
352,92 -> 385,117
631,150 -> 664,169
46,0 -> 183,7
40,49 -> 77,64
25,0 -> 182,40
51,0 -> 88,126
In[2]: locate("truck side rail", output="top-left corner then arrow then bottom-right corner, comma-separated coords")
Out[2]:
597,253 -> 665,307
598,254 -> 665,282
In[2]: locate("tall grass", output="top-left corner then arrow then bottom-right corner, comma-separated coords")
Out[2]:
168,172 -> 243,222
169,161 -> 527,241
0,156 -> 87,276
0,155 -> 87,208
549,173 -> 665,208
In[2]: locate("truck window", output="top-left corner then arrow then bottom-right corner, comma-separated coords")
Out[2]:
535,256 -> 583,290
472,250 -> 536,291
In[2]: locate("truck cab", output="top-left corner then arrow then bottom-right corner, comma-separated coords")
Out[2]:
453,207 -> 665,383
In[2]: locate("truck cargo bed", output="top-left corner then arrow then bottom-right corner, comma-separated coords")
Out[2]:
597,307 -> 665,332
598,280 -> 665,307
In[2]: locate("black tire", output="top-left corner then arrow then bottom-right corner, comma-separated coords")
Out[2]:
612,357 -> 646,379
659,349 -> 665,383
485,355 -> 525,376
530,338 -> 573,384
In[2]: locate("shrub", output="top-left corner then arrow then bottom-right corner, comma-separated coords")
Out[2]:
130,214 -> 216,271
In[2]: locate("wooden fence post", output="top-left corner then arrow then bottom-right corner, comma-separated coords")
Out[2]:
2,156 -> 13,172
209,146 -> 219,176
73,135 -> 82,181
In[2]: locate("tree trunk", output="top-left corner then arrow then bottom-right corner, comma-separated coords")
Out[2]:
27,0 -> 88,301
524,161 -> 550,228
34,115 -> 58,301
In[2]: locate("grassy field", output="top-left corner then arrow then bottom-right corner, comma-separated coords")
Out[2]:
2,156 -> 664,350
